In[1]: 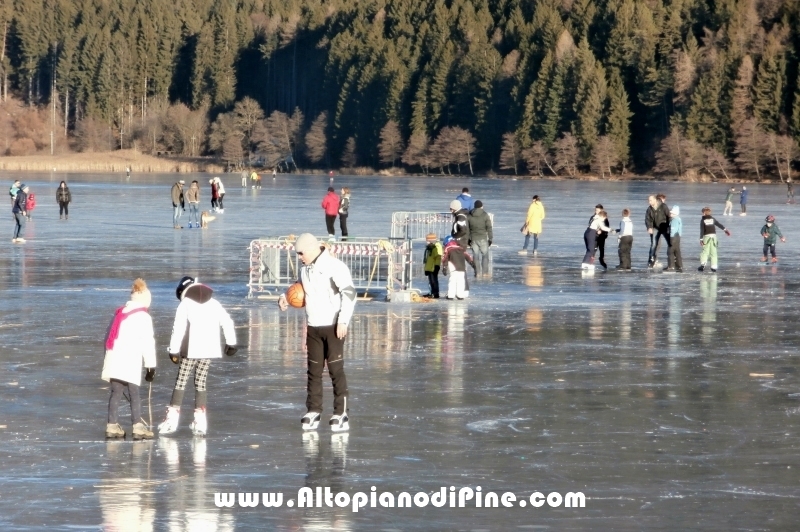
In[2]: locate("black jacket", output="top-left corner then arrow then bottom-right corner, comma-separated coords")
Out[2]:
56,187 -> 71,204
700,215 -> 726,238
12,190 -> 26,214
451,209 -> 470,244
645,202 -> 670,232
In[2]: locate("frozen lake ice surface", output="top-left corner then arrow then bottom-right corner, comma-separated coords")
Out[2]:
2,172 -> 800,530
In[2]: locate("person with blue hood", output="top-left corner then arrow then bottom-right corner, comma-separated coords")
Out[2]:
665,205 -> 683,272
455,187 -> 475,212
739,186 -> 748,216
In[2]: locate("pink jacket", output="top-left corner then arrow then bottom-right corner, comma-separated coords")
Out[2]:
322,192 -> 340,216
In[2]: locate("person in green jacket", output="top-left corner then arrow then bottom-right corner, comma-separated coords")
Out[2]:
761,215 -> 786,263
423,233 -> 443,298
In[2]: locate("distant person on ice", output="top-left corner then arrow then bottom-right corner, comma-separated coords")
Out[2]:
739,186 -> 748,215
278,233 -> 356,433
787,180 -> 794,204
11,184 -> 28,244
321,186 -> 340,241
519,195 -> 545,256
56,181 -> 71,220
214,177 -> 225,212
761,215 -> 785,263
614,208 -> 633,270
665,206 -> 683,272
590,203 -> 611,270
468,200 -> 493,277
723,186 -> 737,215
171,180 -> 185,229
450,199 -> 470,247
645,194 -> 670,268
159,276 -> 237,437
698,207 -> 731,273
423,233 -> 443,298
456,187 -> 475,212
338,187 -> 351,240
186,180 -> 200,228
582,209 -> 611,270
101,279 -> 156,440
442,235 -> 475,299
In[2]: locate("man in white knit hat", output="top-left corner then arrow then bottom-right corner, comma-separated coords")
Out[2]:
279,233 -> 356,432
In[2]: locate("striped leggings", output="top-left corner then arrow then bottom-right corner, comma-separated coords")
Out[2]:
170,358 -> 211,409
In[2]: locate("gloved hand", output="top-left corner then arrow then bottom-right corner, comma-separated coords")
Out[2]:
724,229 -> 731,236
225,344 -> 238,356
442,267 -> 448,276
488,240 -> 492,247
169,353 -> 180,364
145,368 -> 156,382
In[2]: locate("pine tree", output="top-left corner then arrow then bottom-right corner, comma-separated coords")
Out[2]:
402,130 -> 431,174
605,69 -> 632,172
341,136 -> 357,167
731,55 -> 754,134
573,39 -> 607,160
752,35 -> 786,133
685,55 -> 727,151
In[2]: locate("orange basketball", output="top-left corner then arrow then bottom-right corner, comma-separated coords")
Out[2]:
286,282 -> 305,308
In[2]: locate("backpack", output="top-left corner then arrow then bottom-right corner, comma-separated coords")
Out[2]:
25,193 -> 36,210
105,307 -> 148,350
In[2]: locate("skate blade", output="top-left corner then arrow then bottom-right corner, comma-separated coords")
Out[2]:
330,422 -> 350,433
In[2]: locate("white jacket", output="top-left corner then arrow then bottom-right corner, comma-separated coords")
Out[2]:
169,285 -> 236,359
215,178 -> 225,195
101,301 -> 156,386
300,249 -> 356,327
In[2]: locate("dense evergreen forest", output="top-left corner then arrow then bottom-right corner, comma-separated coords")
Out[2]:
0,0 -> 798,178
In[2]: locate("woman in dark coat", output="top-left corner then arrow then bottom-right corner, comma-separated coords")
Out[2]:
56,181 -> 72,220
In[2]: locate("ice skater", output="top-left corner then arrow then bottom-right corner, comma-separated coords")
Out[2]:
56,181 -> 71,220
519,195 -> 545,256
665,206 -> 683,272
760,215 -> 785,263
442,235 -> 476,299
456,187 -> 475,212
698,207 -> 731,273
24,189 -> 36,220
11,184 -> 28,243
338,187 -> 350,240
423,233 -> 443,298
215,177 -> 225,212
468,200 -> 493,277
787,180 -> 794,204
450,199 -> 470,247
101,279 -> 156,440
171,180 -> 185,229
186,180 -> 200,228
739,186 -> 748,215
278,233 -> 356,432
209,178 -> 219,212
614,208 -> 633,270
322,186 -> 339,240
582,208 -> 611,270
592,203 -> 611,269
159,276 -> 237,437
723,186 -> 736,215
645,194 -> 670,268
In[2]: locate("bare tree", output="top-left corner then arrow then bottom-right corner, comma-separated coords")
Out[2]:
499,132 -> 520,174
734,118 -> 768,180
702,147 -> 732,180
401,130 -> 431,174
74,116 -> 109,152
222,133 -> 244,167
521,141 -> 556,176
233,97 -> 264,155
766,134 -> 799,182
378,120 -> 403,167
304,111 -> 328,165
553,132 -> 579,176
591,135 -> 618,178
256,110 -> 300,170
431,126 -> 476,174
341,136 -> 357,167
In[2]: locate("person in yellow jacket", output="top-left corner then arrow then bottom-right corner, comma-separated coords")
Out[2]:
423,233 -> 443,298
519,195 -> 545,256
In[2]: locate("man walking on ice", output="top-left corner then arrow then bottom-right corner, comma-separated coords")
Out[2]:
279,233 -> 356,432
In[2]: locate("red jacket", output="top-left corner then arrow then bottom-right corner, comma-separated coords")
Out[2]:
321,191 -> 340,216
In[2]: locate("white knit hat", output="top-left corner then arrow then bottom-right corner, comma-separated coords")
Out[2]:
450,200 -> 461,210
295,233 -> 321,256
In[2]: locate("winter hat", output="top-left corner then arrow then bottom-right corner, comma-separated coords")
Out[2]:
328,186 -> 335,192
209,178 -> 214,184
130,278 -> 152,307
294,233 -> 321,256
426,233 -> 437,242
178,180 -> 185,185
20,184 -> 28,191
474,200 -> 483,209
670,205 -> 680,216
450,200 -> 461,211
176,275 -> 196,300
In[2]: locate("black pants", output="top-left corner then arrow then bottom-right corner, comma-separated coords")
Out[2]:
618,235 -> 632,269
218,193 -> 224,209
597,233 -> 608,268
763,243 -> 777,258
741,203 -> 746,213
583,228 -> 597,264
339,214 -> 348,239
59,202 -> 69,216
667,235 -> 683,270
108,379 -> 141,424
426,266 -> 440,297
325,214 -> 337,236
649,230 -> 671,265
306,325 -> 348,415
211,198 -> 218,209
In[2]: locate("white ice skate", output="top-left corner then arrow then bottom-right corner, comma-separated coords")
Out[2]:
329,413 -> 350,432
302,412 -> 321,431
581,262 -> 595,270
158,406 -> 180,435
191,407 -> 207,437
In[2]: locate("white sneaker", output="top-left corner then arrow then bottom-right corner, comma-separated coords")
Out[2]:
329,414 -> 349,432
158,406 -> 180,435
517,250 -> 528,255
302,412 -> 320,431
190,407 -> 207,437
15,238 -> 25,243
581,263 -> 595,270
533,250 -> 538,257
218,209 -> 224,214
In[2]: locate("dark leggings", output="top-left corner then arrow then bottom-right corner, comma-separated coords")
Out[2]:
339,214 -> 348,239
59,202 -> 69,216
426,266 -> 440,297
583,228 -> 597,264
763,243 -> 776,258
108,379 -> 141,424
218,194 -> 224,210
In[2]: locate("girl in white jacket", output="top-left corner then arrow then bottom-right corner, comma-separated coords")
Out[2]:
159,276 -> 237,436
101,279 -> 157,439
